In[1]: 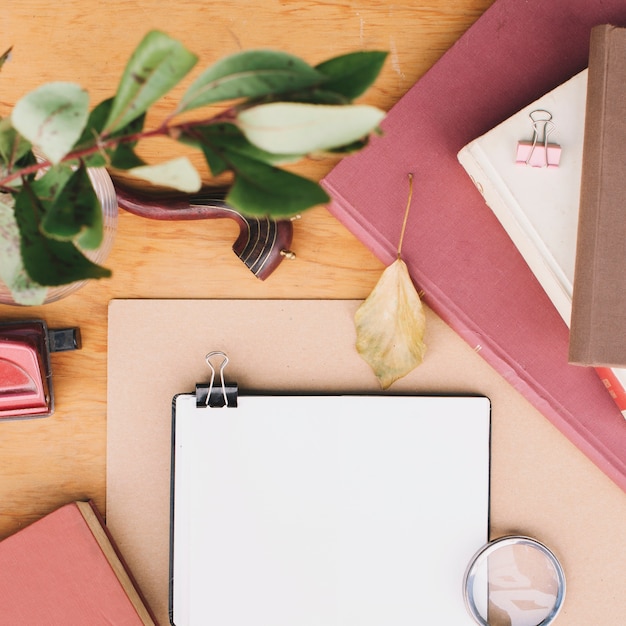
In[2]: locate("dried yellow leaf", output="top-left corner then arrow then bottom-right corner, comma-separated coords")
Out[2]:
355,258 -> 426,389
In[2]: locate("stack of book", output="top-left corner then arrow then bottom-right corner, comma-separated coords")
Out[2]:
457,26 -> 626,416
321,0 -> 626,492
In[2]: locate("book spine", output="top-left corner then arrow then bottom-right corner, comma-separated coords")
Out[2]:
569,25 -> 626,367
569,26 -> 608,364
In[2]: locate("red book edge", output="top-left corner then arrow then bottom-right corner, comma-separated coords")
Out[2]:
79,501 -> 160,626
596,368 -> 626,417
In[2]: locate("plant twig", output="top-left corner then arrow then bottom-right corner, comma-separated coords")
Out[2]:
397,172 -> 413,259
0,113 -> 234,189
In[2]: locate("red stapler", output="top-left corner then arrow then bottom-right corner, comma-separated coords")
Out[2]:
0,320 -> 81,419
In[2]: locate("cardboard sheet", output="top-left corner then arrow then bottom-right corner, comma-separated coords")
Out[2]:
107,299 -> 626,625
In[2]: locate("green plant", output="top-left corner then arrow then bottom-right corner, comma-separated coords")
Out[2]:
0,31 -> 386,304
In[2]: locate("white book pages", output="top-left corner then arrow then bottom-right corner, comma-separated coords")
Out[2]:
457,70 -> 588,326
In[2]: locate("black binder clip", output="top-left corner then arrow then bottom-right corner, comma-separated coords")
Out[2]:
196,351 -> 238,408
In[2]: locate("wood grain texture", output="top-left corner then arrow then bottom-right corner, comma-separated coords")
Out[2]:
0,1 -> 494,535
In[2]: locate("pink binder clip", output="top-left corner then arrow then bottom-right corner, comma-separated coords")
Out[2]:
516,109 -> 561,168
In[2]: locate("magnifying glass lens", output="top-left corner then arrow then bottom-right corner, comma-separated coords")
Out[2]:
464,537 -> 565,626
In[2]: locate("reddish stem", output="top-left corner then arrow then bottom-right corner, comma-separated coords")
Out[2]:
0,107 -> 239,189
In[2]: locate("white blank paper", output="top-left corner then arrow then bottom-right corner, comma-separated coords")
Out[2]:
171,394 -> 490,626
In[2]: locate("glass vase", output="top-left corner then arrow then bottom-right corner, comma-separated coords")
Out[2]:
0,166 -> 117,306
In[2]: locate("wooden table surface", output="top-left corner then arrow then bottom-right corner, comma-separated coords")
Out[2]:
0,0 -> 626,626
0,0 -> 496,535
5,4 -> 626,626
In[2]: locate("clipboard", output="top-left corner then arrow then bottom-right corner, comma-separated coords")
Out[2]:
169,352 -> 491,626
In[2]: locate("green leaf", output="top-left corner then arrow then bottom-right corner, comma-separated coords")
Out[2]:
326,138 -> 370,154
40,163 -> 103,249
127,157 -> 201,192
0,149 -> 37,189
30,162 -> 75,211
75,98 -> 112,143
269,88 -> 350,106
0,118 -> 32,166
75,98 -> 147,168
225,152 -> 329,217
179,50 -> 325,112
237,102 -> 385,154
183,122 -> 301,168
198,143 -> 229,177
11,82 -> 89,164
178,124 -> 244,176
15,149 -> 38,168
0,191 -> 48,305
110,144 -> 146,169
104,30 -> 198,133
108,110 -> 147,169
72,98 -> 113,166
315,51 -> 388,99
14,181 -> 110,286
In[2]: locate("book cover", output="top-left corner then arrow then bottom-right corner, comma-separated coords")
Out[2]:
321,0 -> 626,492
569,24 -> 626,369
0,501 -> 157,626
456,71 -> 626,416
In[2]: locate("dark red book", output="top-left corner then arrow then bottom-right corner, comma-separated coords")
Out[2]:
322,0 -> 626,491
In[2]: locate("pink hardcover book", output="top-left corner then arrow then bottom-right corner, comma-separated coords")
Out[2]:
322,0 -> 626,491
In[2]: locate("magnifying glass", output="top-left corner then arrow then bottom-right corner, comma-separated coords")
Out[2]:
463,536 -> 566,626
